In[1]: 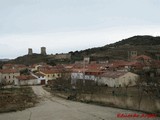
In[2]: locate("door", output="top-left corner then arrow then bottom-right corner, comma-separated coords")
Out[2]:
41,80 -> 45,85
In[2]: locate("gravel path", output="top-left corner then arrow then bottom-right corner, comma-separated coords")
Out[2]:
0,86 -> 159,120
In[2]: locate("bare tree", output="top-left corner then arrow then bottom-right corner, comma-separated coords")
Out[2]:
136,75 -> 145,110
0,78 -> 6,90
123,80 -> 132,96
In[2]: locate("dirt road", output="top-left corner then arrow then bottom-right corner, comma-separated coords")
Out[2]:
0,86 -> 159,120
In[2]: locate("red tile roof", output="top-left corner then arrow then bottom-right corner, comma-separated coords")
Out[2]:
100,71 -> 128,78
16,75 -> 37,81
40,69 -> 61,74
85,70 -> 104,76
132,55 -> 152,60
3,64 -> 13,67
72,68 -> 88,73
35,73 -> 45,77
0,69 -> 19,74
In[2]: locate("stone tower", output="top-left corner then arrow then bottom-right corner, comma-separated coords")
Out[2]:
41,47 -> 46,55
83,57 -> 90,64
28,48 -> 33,55
128,51 -> 137,60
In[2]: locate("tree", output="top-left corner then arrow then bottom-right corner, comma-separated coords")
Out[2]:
20,68 -> 30,75
136,75 -> 145,110
0,78 -> 6,90
123,80 -> 132,96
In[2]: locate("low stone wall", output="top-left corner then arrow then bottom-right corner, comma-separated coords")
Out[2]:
78,94 -> 160,114
45,86 -> 160,115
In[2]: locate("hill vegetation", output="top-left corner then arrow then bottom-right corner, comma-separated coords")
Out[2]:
9,54 -> 49,65
109,35 -> 160,46
70,35 -> 160,61
5,35 -> 160,65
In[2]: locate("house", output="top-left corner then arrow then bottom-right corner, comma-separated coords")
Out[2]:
0,69 -> 20,84
71,68 -> 87,84
2,64 -> 14,69
29,64 -> 42,72
132,55 -> 152,63
97,71 -> 139,87
2,64 -> 27,71
71,67 -> 104,85
39,69 -> 62,84
33,72 -> 46,85
103,60 -> 129,71
84,70 -> 104,85
105,60 -> 145,72
15,75 -> 38,85
85,70 -> 104,81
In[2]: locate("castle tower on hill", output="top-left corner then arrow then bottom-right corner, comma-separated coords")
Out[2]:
128,51 -> 137,60
41,47 -> 47,55
28,48 -> 33,55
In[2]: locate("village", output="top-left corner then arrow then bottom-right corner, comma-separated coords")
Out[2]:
0,47 -> 160,117
0,47 -> 160,88
1,0 -> 160,119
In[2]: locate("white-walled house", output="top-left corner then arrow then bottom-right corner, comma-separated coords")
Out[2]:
0,69 -> 20,84
15,75 -> 38,85
97,71 -> 139,87
84,70 -> 104,82
71,72 -> 84,80
71,69 -> 86,84
71,69 -> 103,84
39,69 -> 62,84
33,72 -> 46,85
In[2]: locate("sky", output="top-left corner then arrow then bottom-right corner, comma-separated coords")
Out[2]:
0,0 -> 160,59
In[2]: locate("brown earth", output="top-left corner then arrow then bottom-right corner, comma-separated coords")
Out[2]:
0,86 -> 38,113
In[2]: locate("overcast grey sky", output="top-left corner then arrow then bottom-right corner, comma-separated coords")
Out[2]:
0,0 -> 160,58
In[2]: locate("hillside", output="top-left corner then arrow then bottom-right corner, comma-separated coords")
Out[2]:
9,54 -> 49,65
109,35 -> 160,46
6,35 -> 160,65
70,35 -> 160,61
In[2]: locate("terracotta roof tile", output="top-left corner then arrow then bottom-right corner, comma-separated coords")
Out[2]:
132,55 -> 152,60
40,69 -> 61,74
0,69 -> 19,74
16,75 -> 37,80
35,73 -> 45,77
100,71 -> 128,78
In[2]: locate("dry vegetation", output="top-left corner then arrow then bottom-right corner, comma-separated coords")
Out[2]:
0,86 -> 38,113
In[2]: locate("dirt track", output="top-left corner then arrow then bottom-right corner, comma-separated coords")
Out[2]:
0,86 -> 159,120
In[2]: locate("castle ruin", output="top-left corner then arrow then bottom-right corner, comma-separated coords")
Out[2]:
41,47 -> 47,55
28,48 -> 33,55
27,47 -> 47,55
128,51 -> 137,60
